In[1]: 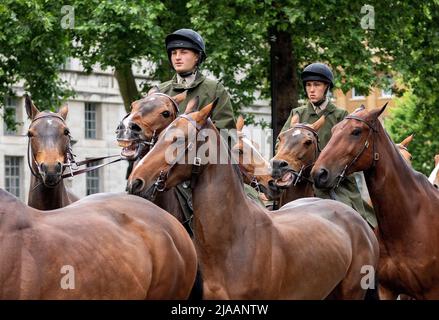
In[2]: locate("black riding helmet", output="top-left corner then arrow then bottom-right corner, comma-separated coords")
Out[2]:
165,29 -> 206,66
301,62 -> 334,93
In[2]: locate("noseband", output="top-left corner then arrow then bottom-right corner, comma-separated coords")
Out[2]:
334,115 -> 380,188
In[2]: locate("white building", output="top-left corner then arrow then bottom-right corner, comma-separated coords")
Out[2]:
0,58 -> 271,202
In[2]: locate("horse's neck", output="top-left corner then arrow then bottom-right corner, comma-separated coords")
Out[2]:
365,125 -> 422,237
192,139 -> 269,254
154,189 -> 186,223
281,179 -> 314,205
28,175 -> 69,210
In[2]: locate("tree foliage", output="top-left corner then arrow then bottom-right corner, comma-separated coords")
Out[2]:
0,0 -> 72,127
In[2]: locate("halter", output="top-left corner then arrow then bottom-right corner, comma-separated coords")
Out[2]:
146,114 -> 206,201
333,114 -> 380,189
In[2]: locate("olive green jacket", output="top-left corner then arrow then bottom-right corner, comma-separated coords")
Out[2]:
158,72 -> 235,130
279,102 -> 377,228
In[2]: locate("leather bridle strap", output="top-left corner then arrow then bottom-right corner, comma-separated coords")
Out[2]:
152,92 -> 180,114
334,115 -> 379,189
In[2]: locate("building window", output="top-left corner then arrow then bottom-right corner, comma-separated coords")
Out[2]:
351,88 -> 366,100
85,102 -> 98,139
86,160 -> 101,195
4,156 -> 23,199
3,96 -> 20,135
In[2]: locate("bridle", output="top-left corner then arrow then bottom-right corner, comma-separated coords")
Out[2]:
333,114 -> 380,189
116,92 -> 180,156
28,113 -> 121,186
145,113 -> 207,201
287,124 -> 321,186
27,114 -> 76,180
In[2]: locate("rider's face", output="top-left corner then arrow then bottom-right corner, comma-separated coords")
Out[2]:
305,81 -> 328,103
171,49 -> 199,74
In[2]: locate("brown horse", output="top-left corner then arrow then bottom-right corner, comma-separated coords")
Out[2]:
25,96 -> 78,210
270,115 -> 325,206
0,188 -> 197,299
127,99 -> 379,299
429,154 -> 439,188
232,115 -> 274,201
116,89 -> 189,225
312,104 -> 439,299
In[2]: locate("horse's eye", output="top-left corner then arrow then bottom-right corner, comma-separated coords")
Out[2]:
27,131 -> 33,137
161,111 -> 171,118
351,128 -> 362,136
304,140 -> 312,146
64,128 -> 70,136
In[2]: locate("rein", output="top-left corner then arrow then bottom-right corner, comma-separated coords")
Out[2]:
333,115 -> 380,189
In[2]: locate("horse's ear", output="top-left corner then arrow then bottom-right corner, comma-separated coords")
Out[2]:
310,115 -> 325,131
236,115 -> 245,131
185,96 -> 199,113
147,86 -> 160,95
400,134 -> 414,147
290,113 -> 300,127
24,94 -> 39,120
58,104 -> 69,120
370,102 -> 388,120
198,97 -> 219,122
172,91 -> 187,104
435,154 -> 439,166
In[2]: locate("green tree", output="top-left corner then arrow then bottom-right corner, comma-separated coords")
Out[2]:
0,1 -> 72,128
71,0 -> 192,112
187,0 -> 396,138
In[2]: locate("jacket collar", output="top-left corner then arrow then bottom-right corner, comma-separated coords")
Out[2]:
306,101 -> 336,115
170,72 -> 206,91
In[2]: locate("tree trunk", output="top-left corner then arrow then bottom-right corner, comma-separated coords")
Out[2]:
114,64 -> 140,112
269,27 -> 299,153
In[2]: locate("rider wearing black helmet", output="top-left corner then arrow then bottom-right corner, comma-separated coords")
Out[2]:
156,29 -> 262,231
158,28 -> 235,130
279,62 -> 377,228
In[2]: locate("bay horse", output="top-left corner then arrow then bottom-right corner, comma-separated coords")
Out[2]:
127,98 -> 379,299
270,115 -> 325,206
312,104 -> 439,299
25,95 -> 78,210
232,115 -> 274,201
0,188 -> 197,299
428,154 -> 439,188
116,89 -> 189,225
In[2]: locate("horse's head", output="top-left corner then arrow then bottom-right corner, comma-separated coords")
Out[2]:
231,115 -> 273,197
127,97 -> 218,199
271,114 -> 325,188
25,95 -> 72,187
312,104 -> 387,189
396,134 -> 414,165
116,87 -> 187,160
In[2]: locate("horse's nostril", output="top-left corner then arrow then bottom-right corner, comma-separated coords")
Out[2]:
56,162 -> 62,173
315,168 -> 329,186
39,163 -> 47,173
129,178 -> 145,194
